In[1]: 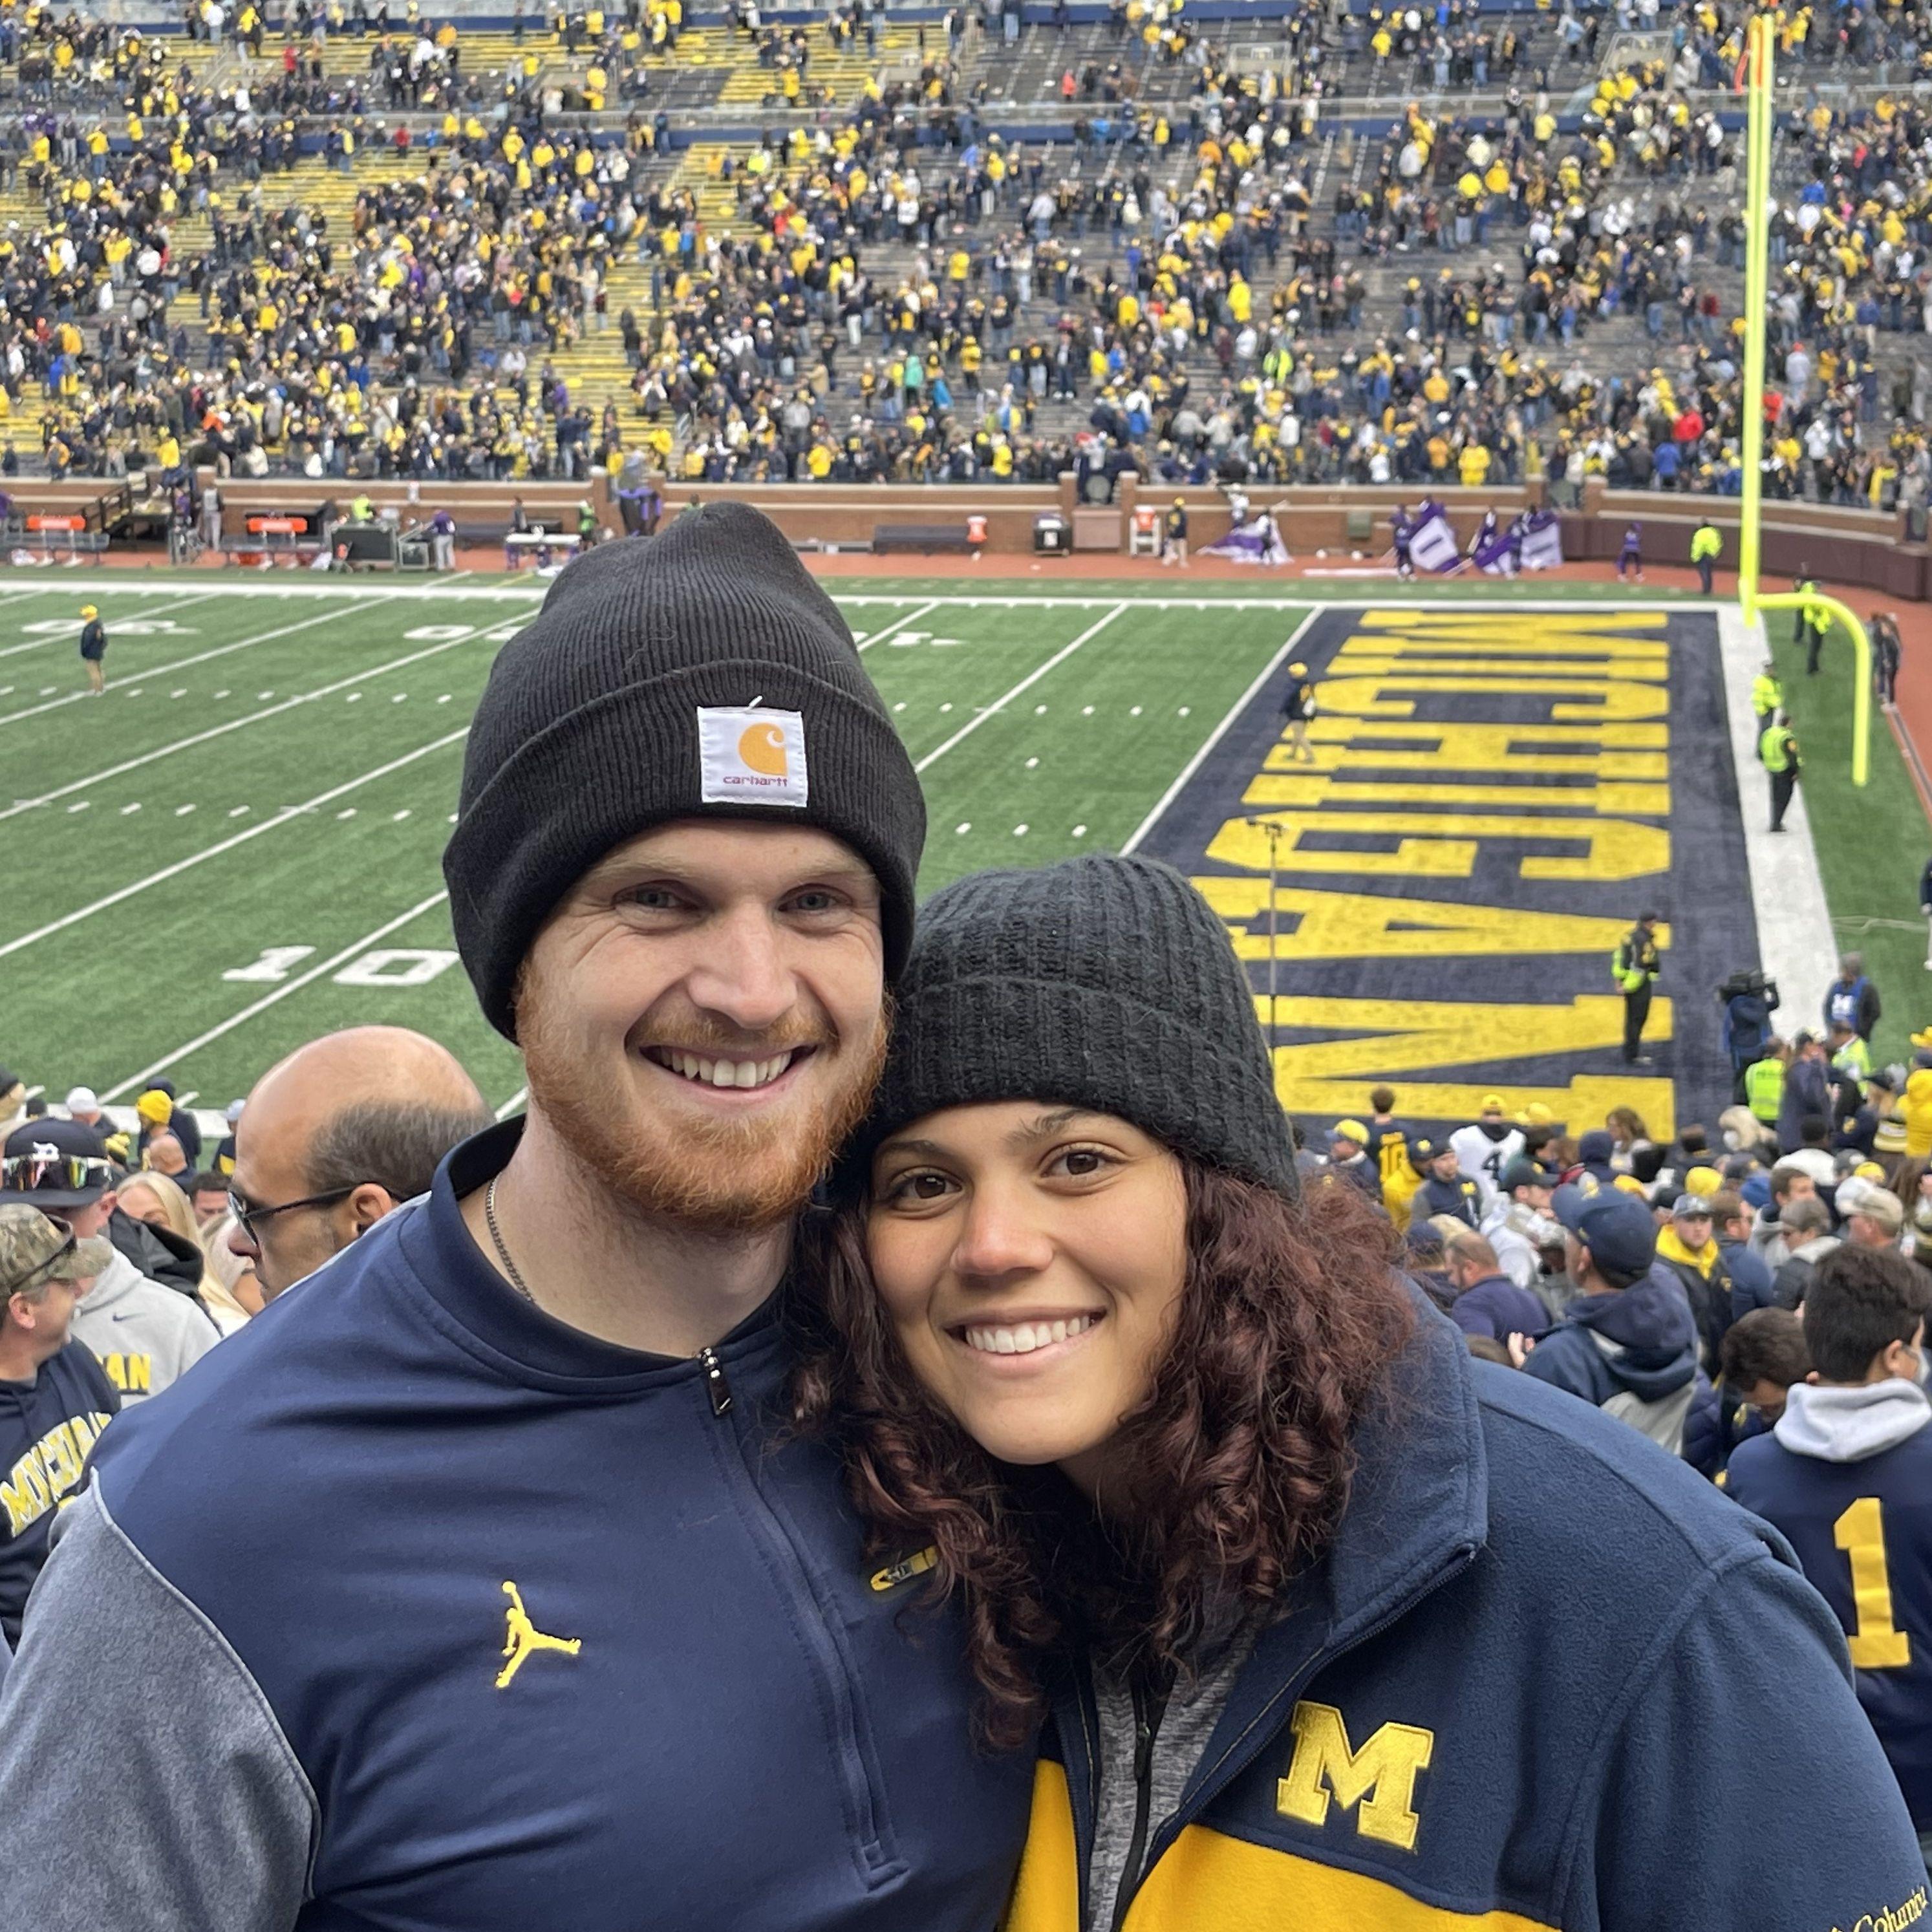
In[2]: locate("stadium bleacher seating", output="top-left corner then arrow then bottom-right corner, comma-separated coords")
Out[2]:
0,0 -> 1919,510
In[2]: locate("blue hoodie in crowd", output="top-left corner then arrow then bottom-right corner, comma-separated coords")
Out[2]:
1523,1268 -> 1710,1448
1730,1378 -> 1932,1830
1723,1235 -> 1779,1320
1448,1271 -> 1550,1344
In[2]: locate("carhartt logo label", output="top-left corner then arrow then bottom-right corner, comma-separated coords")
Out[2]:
495,1581 -> 581,1690
698,706 -> 808,808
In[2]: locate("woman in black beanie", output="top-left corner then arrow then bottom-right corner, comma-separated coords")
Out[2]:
793,853 -> 1927,1931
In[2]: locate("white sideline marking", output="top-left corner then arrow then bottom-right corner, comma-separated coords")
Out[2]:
0,729 -> 469,961
1717,605 -> 1839,1027
495,1086 -> 528,1121
913,606 -> 1126,774
102,890 -> 454,1099
0,575 -> 1721,614
1122,608 -> 1322,853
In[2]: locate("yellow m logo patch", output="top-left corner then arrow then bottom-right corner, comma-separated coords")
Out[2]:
1276,1701 -> 1435,1852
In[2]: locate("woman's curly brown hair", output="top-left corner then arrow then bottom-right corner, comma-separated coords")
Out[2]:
789,1163 -> 1412,1747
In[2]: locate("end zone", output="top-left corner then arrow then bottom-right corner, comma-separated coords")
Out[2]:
1136,603 -> 1765,1143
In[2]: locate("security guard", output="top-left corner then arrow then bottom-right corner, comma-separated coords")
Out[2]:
1794,569 -> 1830,673
1161,495 -> 1189,569
349,489 -> 375,523
1691,515 -> 1722,594
577,499 -> 599,550
1744,1042 -> 1787,1127
1612,910 -> 1662,1066
1752,660 -> 1783,735
77,603 -> 107,695
1760,709 -> 1801,832
1280,660 -> 1316,764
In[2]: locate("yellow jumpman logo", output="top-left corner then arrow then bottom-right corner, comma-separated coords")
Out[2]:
495,1581 -> 581,1690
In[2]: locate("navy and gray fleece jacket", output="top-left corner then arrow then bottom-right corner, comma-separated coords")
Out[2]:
0,1122 -> 1033,1931
1002,1302 -> 1927,1932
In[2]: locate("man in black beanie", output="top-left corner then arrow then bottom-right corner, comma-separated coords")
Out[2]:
0,506 -> 1033,1932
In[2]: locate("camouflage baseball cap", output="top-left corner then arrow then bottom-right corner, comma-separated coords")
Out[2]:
0,1205 -> 111,1300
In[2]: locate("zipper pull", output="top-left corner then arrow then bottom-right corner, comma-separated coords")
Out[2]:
698,1345 -> 733,1417
1133,1712 -> 1155,1784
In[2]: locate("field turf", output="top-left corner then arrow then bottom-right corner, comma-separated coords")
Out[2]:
0,569 -> 1918,1126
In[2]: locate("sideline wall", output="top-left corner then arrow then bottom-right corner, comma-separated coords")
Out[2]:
7,476 -> 1926,595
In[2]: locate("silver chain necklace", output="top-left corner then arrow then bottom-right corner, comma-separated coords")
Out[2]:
484,1175 -> 534,1302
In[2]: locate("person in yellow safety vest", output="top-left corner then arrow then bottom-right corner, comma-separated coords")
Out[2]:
1793,568 -> 1830,673
1612,911 -> 1662,1066
1760,710 -> 1801,833
349,491 -> 374,522
1753,660 -> 1783,735
1691,516 -> 1721,594
1744,1043 -> 1787,1127
1827,1020 -> 1872,1084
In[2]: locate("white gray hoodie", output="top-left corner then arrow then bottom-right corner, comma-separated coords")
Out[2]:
69,1251 -> 220,1406
1774,1378 -> 1932,1463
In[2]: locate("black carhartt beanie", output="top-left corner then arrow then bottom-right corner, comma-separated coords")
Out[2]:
444,504 -> 924,1038
853,853 -> 1298,1200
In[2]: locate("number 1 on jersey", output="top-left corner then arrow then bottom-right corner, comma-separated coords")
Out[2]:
1834,1497 -> 1911,1669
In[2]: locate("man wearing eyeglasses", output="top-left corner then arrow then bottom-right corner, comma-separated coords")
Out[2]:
223,1025 -> 493,1299
0,1121 -> 218,1406
0,1205 -> 118,1648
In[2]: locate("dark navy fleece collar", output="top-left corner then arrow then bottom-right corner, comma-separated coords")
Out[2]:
396,1117 -> 786,1393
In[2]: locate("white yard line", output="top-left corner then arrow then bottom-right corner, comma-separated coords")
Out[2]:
0,573 -> 1723,614
1,630 -> 489,822
913,605 -> 1127,774
102,890 -> 454,1098
0,728 -> 469,961
495,1086 -> 528,1121
5,574 -> 550,604
853,598 -> 942,651
1122,607 -> 1322,852
835,594 -> 1710,612
1717,605 -> 1838,1025
0,597 -> 407,727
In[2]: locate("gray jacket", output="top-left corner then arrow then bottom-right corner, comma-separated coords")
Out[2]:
69,1251 -> 220,1405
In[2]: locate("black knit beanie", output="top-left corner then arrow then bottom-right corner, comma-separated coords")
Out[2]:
443,504 -> 925,1038
854,853 -> 1299,1200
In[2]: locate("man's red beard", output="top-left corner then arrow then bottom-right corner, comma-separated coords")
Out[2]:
517,975 -> 887,1235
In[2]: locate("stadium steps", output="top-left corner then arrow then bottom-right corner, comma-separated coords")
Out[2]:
230,25 -> 564,80
619,23 -> 918,108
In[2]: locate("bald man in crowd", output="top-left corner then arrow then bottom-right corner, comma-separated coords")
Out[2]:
227,1027 -> 492,1298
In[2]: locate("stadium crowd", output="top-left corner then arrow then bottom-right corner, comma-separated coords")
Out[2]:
1,509 -> 1930,1923
0,1 -> 1924,504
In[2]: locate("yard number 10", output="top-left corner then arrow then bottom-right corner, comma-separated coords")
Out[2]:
1835,1497 -> 1911,1670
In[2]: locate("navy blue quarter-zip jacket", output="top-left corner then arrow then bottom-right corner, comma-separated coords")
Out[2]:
0,1122 -> 1032,1932
1002,1301 -> 1926,1932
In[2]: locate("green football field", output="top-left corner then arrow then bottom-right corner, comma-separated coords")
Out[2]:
0,568 -> 1913,1124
